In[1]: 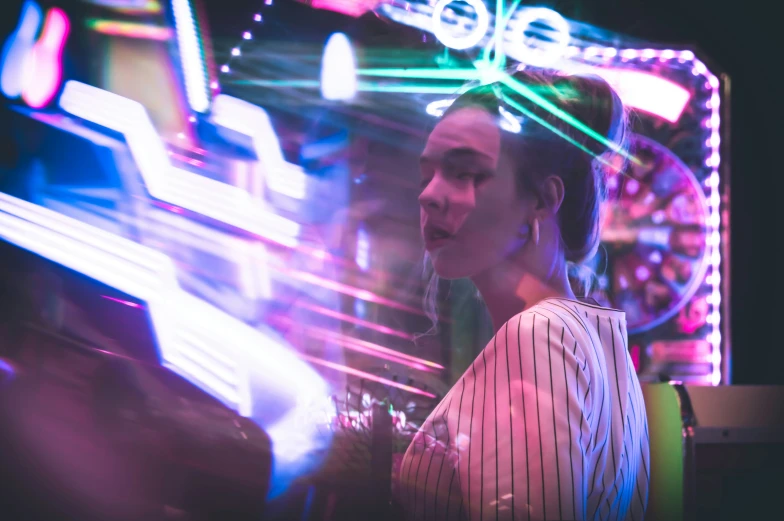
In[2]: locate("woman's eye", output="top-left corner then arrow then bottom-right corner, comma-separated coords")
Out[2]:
457,172 -> 488,183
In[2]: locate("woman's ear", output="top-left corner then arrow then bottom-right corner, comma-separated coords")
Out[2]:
537,175 -> 565,215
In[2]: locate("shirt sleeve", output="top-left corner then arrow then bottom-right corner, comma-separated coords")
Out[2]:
454,310 -> 592,521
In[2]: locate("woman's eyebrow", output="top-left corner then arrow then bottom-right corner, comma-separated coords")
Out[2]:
420,146 -> 494,164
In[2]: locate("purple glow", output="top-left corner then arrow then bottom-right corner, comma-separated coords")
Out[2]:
634,265 -> 650,282
101,295 -> 142,308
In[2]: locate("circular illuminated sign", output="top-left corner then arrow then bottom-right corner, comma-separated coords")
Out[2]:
431,0 -> 490,51
510,7 -> 571,67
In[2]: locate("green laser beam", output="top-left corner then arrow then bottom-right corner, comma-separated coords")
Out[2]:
500,74 -> 639,164
502,94 -> 616,169
224,79 -> 463,94
228,79 -> 321,87
356,68 -> 484,80
358,83 -> 463,94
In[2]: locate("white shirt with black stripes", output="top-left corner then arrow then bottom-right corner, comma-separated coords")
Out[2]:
398,298 -> 649,521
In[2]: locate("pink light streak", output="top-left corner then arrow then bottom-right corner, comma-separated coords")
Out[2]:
294,300 -> 416,341
22,7 -> 69,109
277,265 -> 426,317
307,0 -> 380,17
271,314 -> 443,372
589,67 -> 691,123
169,150 -> 205,167
292,241 -> 427,310
298,353 -> 436,399
101,295 -> 142,308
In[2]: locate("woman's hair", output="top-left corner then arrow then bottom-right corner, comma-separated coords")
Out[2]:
421,68 -> 628,332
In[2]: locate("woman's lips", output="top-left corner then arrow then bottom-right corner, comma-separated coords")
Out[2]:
424,229 -> 454,250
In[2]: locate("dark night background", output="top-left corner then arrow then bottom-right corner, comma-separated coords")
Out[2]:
1,0 -> 781,385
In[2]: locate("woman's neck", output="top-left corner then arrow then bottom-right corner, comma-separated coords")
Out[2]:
471,257 -> 575,333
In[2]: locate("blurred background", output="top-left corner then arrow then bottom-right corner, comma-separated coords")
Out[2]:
0,1 -> 780,520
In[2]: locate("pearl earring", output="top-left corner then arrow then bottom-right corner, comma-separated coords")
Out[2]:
532,218 -> 540,246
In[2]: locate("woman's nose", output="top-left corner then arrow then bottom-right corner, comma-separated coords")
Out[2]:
419,175 -> 476,218
418,176 -> 447,213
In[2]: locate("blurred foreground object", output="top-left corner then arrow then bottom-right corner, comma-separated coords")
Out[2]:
0,242 -> 272,521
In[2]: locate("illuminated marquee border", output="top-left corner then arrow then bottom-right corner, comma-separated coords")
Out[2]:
580,46 -> 724,386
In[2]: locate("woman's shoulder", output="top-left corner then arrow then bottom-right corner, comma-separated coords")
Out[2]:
531,297 -> 625,325
492,301 -> 582,348
495,298 -> 585,333
497,297 -> 625,345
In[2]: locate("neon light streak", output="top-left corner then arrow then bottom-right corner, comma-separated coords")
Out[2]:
211,94 -> 307,200
590,67 -> 691,124
358,66 -> 689,125
0,0 -> 42,99
502,94 -> 617,170
498,106 -> 522,133
85,19 -> 173,41
0,192 -> 329,424
171,0 -> 209,112
358,68 -> 484,80
299,354 -> 436,399
310,0 -> 379,18
101,295 -> 143,308
480,0 -> 521,67
110,0 -> 164,15
426,98 -> 454,117
293,301 -> 417,341
22,7 -> 69,109
230,79 -> 321,88
277,266 -> 426,316
357,83 -> 461,94
356,225 -> 369,271
58,81 -> 301,247
81,202 -> 271,301
228,79 -> 462,95
272,314 -> 443,371
499,74 -> 637,163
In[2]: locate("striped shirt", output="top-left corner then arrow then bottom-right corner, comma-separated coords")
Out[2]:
398,298 -> 649,521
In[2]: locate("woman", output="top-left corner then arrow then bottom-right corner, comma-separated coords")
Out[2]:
398,69 -> 649,521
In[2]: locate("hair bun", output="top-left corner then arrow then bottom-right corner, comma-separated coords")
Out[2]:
560,73 -> 625,156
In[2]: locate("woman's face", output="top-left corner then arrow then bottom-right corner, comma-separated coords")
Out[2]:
419,107 -> 532,280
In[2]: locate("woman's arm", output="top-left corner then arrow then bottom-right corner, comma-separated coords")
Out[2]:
455,311 -> 592,521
